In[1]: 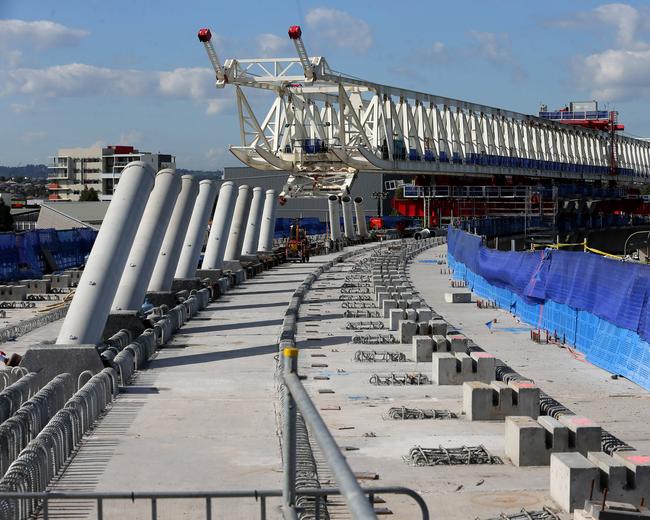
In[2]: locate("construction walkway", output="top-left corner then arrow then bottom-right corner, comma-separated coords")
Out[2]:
37,254 -> 351,519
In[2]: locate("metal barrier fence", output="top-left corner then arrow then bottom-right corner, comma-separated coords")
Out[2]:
0,487 -> 428,520
276,242 -> 433,520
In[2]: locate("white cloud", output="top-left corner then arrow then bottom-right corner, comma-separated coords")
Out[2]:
256,33 -> 290,56
305,8 -> 373,52
206,98 -> 229,115
118,130 -> 142,145
550,4 -> 650,101
469,31 -> 512,63
0,19 -> 89,49
577,48 -> 650,100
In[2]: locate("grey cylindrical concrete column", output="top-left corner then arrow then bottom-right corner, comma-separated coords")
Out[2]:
147,175 -> 199,291
242,187 -> 264,256
328,195 -> 342,241
57,161 -> 156,345
112,169 -> 181,311
224,185 -> 252,261
175,179 -> 218,278
354,196 -> 369,238
202,181 -> 236,269
257,189 -> 277,253
341,195 -> 356,240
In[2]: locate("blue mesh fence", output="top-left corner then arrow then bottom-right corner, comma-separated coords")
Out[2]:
448,228 -> 650,390
0,228 -> 97,282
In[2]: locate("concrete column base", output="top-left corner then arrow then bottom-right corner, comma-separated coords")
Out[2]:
20,344 -> 104,387
196,269 -> 223,283
146,291 -> 179,308
103,311 -> 147,341
171,277 -> 203,292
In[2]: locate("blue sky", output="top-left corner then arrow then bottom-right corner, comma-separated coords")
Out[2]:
2,0 -> 650,169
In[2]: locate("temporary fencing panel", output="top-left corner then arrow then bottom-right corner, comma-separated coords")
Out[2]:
0,228 -> 97,282
447,227 -> 650,390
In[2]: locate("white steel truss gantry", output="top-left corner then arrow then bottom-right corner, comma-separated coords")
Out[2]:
198,27 -> 650,198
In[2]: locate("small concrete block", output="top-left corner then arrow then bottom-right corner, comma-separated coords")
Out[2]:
538,415 -> 569,454
405,308 -> 417,321
449,334 -> 469,353
412,335 -> 434,362
0,285 -> 26,301
417,322 -> 430,335
558,415 -> 602,456
612,451 -> 650,501
432,352 -> 463,385
470,351 -> 497,382
374,285 -> 387,297
509,380 -> 540,419
416,308 -> 433,323
588,452 -> 629,501
400,292 -> 414,301
505,416 -> 547,467
550,452 -> 599,513
429,319 -> 447,336
50,274 -> 71,289
389,308 -> 405,331
406,298 -> 422,309
432,334 -> 450,352
397,299 -> 408,310
20,344 -> 105,388
463,381 -> 493,421
445,291 -> 471,303
398,320 -> 418,343
377,291 -> 390,307
382,299 -> 398,318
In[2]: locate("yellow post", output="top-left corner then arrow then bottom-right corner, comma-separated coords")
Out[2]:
583,238 -> 587,253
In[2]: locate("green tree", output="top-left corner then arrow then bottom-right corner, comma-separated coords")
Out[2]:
79,187 -> 99,201
0,200 -> 13,231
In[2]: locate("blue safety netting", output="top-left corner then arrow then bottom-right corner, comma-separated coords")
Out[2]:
0,228 -> 97,281
273,216 -> 422,238
447,227 -> 650,390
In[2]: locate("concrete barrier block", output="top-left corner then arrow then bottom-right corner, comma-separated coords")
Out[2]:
0,285 -> 26,301
462,380 -> 540,420
399,320 -> 418,343
587,452 -> 629,501
401,291 -> 413,301
432,334 -> 450,352
416,308 -> 433,323
470,352 -> 497,382
412,335 -> 434,362
429,319 -> 447,336
397,299 -> 408,310
417,322 -> 430,335
558,415 -> 602,456
390,308 -> 405,331
20,279 -> 51,294
432,352 -> 463,385
505,415 -> 569,466
377,291 -> 390,308
406,298 -> 422,309
374,284 -> 387,296
51,274 -> 72,290
449,334 -> 469,353
445,291 -> 471,303
405,308 -> 417,321
382,299 -> 398,318
550,452 -> 599,513
612,451 -> 650,502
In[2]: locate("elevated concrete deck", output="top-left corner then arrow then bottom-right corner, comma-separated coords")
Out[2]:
39,255 -> 354,519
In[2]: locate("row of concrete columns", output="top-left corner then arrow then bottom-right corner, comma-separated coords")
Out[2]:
328,195 -> 369,241
57,162 -> 277,345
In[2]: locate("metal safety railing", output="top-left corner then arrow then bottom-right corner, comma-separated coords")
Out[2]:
280,348 -> 429,520
0,487 -> 428,520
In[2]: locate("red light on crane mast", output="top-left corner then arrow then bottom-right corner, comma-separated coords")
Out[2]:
288,25 -> 302,40
197,28 -> 212,42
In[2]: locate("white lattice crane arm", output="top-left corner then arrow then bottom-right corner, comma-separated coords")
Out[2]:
198,28 -> 227,85
288,25 -> 315,81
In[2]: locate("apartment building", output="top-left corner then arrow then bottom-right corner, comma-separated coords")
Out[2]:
48,145 -> 175,201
